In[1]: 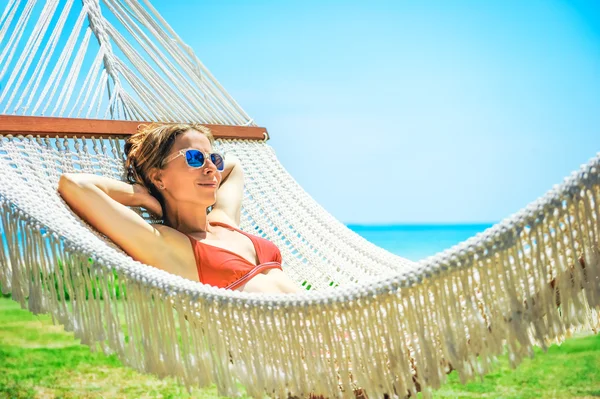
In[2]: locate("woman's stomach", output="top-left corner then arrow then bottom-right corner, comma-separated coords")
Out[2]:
237,267 -> 302,294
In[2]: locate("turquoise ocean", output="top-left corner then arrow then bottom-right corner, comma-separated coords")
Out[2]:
347,223 -> 495,262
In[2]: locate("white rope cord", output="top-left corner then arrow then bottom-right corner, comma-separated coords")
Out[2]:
6,0 -> 71,113
0,0 -> 59,110
119,90 -> 151,121
128,0 -> 242,126
85,0 -> 123,99
107,3 -> 212,121
68,45 -> 104,118
14,0 -> 78,114
104,0 -> 220,123
0,0 -> 19,46
106,1 -> 223,123
0,0 -> 255,125
105,24 -> 201,122
129,92 -> 153,121
0,0 -> 36,80
109,46 -> 184,122
103,79 -> 121,119
33,3 -> 86,115
52,11 -> 92,116
110,88 -> 123,119
135,0 -> 254,125
113,59 -> 184,122
118,0 -> 253,124
86,69 -> 107,118
93,70 -> 108,118
3,0 -> 59,101
94,0 -> 250,125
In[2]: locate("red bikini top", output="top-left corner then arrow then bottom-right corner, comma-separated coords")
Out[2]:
185,221 -> 283,290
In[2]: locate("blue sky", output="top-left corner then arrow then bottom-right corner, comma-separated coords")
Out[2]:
4,0 -> 600,225
149,0 -> 600,225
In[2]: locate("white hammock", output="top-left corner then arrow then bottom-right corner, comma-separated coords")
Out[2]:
0,1 -> 599,398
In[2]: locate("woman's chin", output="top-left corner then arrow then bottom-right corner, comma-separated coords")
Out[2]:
198,195 -> 218,206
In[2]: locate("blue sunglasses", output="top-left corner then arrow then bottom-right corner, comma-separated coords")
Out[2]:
163,148 -> 225,171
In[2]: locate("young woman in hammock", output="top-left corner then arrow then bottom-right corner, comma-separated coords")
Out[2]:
58,123 -> 302,294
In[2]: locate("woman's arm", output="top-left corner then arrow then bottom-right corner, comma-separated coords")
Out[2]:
57,173 -> 168,264
210,154 -> 244,226
60,174 -> 162,213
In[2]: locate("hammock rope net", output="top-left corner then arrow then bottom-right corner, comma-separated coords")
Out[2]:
0,0 -> 599,398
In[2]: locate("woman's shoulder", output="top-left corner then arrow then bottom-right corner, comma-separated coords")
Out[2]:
140,224 -> 199,281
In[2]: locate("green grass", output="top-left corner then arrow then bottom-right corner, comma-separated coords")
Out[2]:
425,331 -> 600,399
1,295 -> 599,399
0,295 -> 232,399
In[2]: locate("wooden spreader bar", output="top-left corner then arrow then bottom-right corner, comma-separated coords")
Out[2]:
0,115 -> 269,140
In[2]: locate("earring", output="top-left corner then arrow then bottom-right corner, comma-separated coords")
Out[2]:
158,184 -> 165,190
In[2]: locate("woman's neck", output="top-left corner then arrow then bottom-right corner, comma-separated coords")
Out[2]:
163,202 -> 212,234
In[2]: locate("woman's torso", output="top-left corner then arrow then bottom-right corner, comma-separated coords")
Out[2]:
151,219 -> 300,293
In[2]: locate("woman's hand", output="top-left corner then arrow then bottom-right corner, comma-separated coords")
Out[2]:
133,184 -> 163,218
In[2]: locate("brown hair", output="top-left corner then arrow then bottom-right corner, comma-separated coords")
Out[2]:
124,122 -> 215,214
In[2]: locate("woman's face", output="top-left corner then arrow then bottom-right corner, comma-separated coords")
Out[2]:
156,129 -> 222,207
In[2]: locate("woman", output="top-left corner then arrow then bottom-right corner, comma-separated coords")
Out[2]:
58,122 -> 301,294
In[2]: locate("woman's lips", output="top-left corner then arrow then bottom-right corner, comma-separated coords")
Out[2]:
197,182 -> 217,188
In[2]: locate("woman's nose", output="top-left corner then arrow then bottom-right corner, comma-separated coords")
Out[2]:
203,158 -> 217,174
